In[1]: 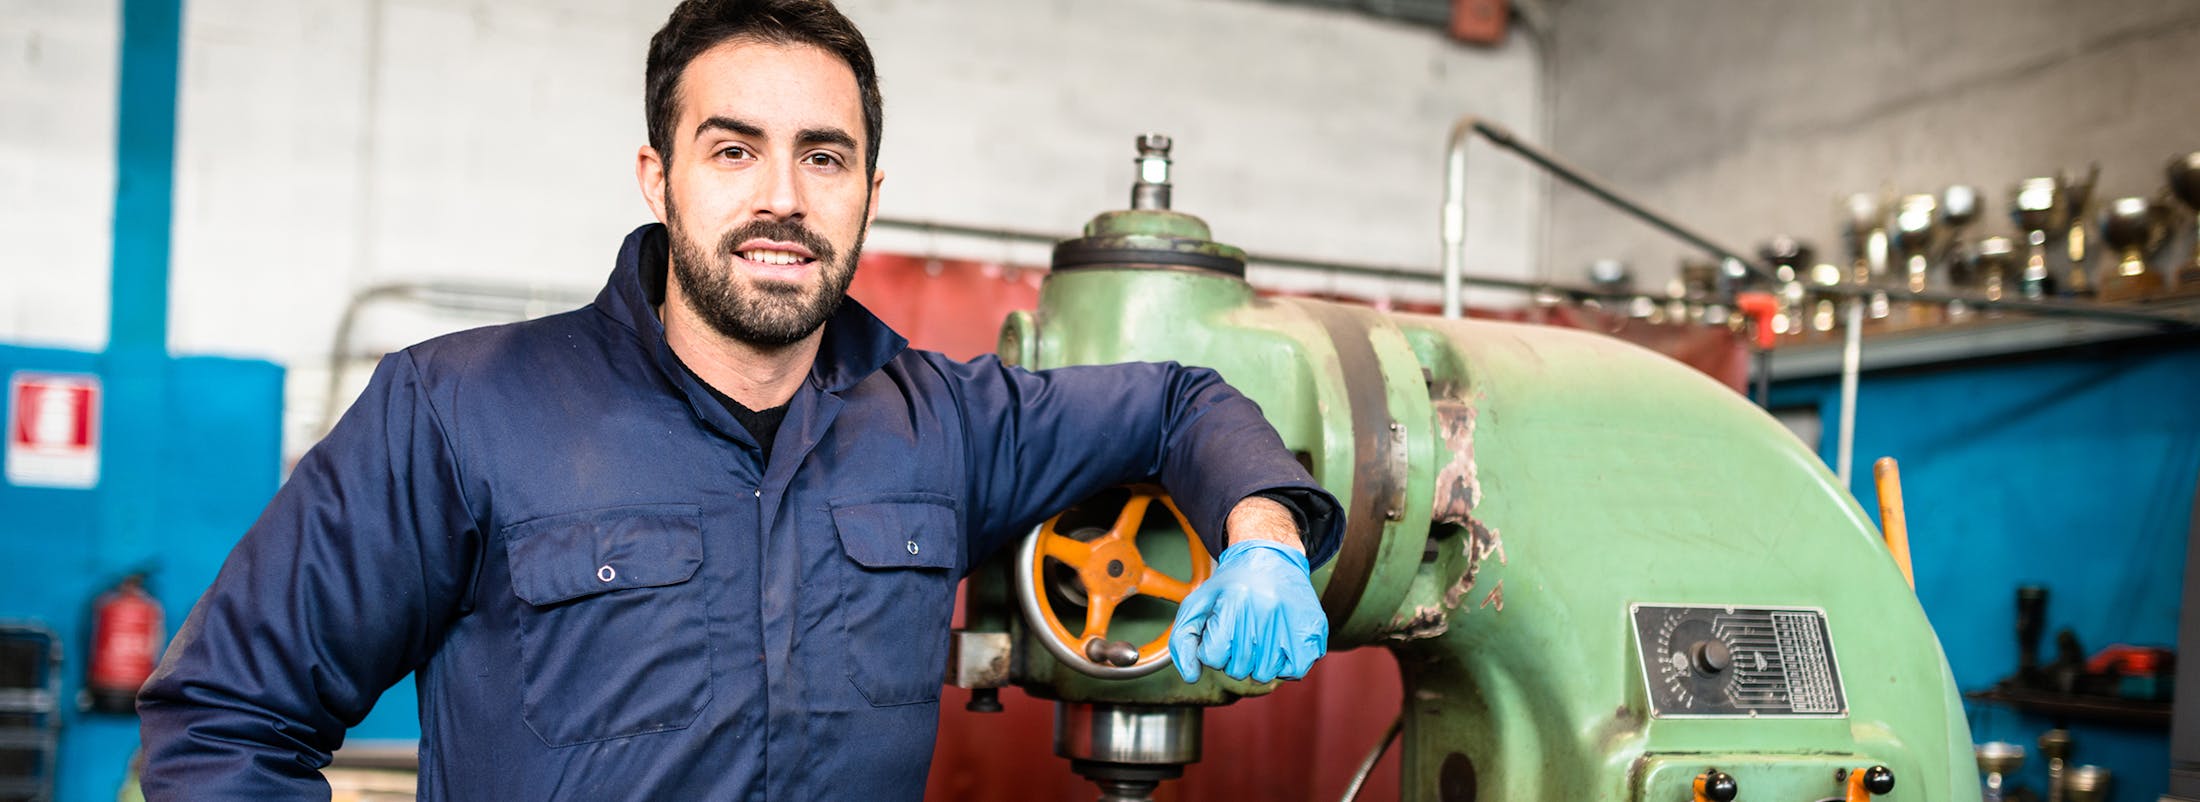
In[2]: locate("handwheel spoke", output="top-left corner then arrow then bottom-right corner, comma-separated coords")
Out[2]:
1041,536 -> 1093,564
1082,593 -> 1120,638
1136,570 -> 1192,603
1111,495 -> 1154,538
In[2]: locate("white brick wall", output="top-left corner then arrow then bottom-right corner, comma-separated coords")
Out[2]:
0,0 -> 119,350
6,0 -> 1544,367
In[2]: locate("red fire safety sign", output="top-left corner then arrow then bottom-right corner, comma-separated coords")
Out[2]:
6,372 -> 101,489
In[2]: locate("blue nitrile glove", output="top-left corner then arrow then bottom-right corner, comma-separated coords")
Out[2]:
1168,540 -> 1329,684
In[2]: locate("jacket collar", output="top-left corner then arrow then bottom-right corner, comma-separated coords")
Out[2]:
593,223 -> 909,396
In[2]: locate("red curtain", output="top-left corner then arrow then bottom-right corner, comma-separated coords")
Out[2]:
850,254 -> 1045,361
850,254 -> 1742,801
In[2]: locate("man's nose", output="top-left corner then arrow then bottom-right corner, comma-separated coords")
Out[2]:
753,155 -> 805,220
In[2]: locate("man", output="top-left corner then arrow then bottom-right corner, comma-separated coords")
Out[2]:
138,0 -> 1338,798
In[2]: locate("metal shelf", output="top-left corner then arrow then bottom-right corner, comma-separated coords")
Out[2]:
1766,297 -> 2200,382
0,691 -> 53,715
1967,686 -> 2173,729
0,729 -> 56,751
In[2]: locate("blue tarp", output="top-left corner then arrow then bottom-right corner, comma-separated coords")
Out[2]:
1776,339 -> 2200,802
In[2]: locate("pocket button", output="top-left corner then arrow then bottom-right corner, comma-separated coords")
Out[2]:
906,540 -> 920,555
597,564 -> 616,582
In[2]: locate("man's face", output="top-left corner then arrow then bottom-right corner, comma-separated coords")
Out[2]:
645,40 -> 881,348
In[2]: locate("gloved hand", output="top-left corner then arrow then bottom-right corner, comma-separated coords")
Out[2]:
1168,540 -> 1328,683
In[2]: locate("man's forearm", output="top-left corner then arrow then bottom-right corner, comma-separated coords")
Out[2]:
1225,495 -> 1305,553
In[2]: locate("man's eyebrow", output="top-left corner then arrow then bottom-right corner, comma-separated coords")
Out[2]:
796,127 -> 858,152
694,116 -> 764,140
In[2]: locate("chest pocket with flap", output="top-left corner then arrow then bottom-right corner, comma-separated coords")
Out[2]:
830,494 -> 959,707
504,504 -> 710,746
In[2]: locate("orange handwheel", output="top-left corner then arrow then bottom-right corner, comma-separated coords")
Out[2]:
1015,486 -> 1213,678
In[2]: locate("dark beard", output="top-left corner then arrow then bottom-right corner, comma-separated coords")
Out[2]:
666,206 -> 865,348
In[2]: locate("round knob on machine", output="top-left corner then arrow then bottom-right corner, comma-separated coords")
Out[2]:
964,687 -> 1004,713
1694,769 -> 1738,802
1862,765 -> 1895,795
1084,638 -> 1141,667
1691,640 -> 1732,675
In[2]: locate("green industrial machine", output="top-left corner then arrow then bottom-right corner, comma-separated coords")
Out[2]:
950,135 -> 1979,802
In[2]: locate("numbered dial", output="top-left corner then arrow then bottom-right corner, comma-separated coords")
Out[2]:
1632,604 -> 1847,718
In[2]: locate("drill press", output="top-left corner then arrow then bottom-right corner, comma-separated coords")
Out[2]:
958,135 -> 1981,802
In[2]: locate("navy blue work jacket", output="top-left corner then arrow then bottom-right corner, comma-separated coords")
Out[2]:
139,224 -> 1341,801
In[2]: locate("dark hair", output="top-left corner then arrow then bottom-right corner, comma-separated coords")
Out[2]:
645,0 -> 883,175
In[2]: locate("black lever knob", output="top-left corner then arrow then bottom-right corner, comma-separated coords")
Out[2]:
1695,769 -> 1738,802
1862,765 -> 1895,795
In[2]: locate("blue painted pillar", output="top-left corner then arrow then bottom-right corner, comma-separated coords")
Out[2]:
109,0 -> 181,352
70,0 -> 186,798
100,0 -> 183,572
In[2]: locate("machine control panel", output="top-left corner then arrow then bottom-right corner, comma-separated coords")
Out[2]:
1632,604 -> 1847,718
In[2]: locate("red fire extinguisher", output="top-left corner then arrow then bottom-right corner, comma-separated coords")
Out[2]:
87,574 -> 163,715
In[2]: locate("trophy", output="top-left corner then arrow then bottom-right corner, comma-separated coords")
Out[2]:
2039,728 -> 2072,802
1809,262 -> 1845,334
2169,151 -> 2200,290
2010,177 -> 2067,300
1973,236 -> 2017,314
2096,196 -> 2167,302
1655,275 -> 1683,324
1588,259 -> 1657,321
1842,192 -> 1893,319
1890,194 -> 1944,326
1893,194 -> 1941,293
1678,258 -> 1726,325
1940,185 -> 1982,321
2065,764 -> 2110,802
1975,741 -> 2025,802
1941,185 -> 1982,256
1843,193 -> 1890,282
1758,237 -> 1813,335
1588,259 -> 1632,293
2062,164 -> 2101,296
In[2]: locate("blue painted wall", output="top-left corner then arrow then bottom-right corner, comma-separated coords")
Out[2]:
1775,340 -> 2200,802
0,345 -> 284,801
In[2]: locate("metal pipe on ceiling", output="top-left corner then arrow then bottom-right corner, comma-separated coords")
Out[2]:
872,217 -> 1539,297
880,215 -> 2200,330
319,281 -> 594,437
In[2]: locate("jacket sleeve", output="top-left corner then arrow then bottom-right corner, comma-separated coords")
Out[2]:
137,351 -> 481,798
938,355 -> 1342,571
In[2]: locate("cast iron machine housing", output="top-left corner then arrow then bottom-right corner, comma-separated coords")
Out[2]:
954,136 -> 1980,801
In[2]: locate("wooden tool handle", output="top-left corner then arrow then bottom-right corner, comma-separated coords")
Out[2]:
1873,457 -> 1915,589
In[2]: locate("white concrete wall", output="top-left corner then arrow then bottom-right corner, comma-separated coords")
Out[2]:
1546,0 -> 2200,290
852,0 -> 1546,307
0,0 -> 119,351
160,0 -> 1543,370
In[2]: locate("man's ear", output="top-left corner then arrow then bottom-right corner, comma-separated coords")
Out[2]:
865,167 -> 885,225
638,145 -> 670,224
